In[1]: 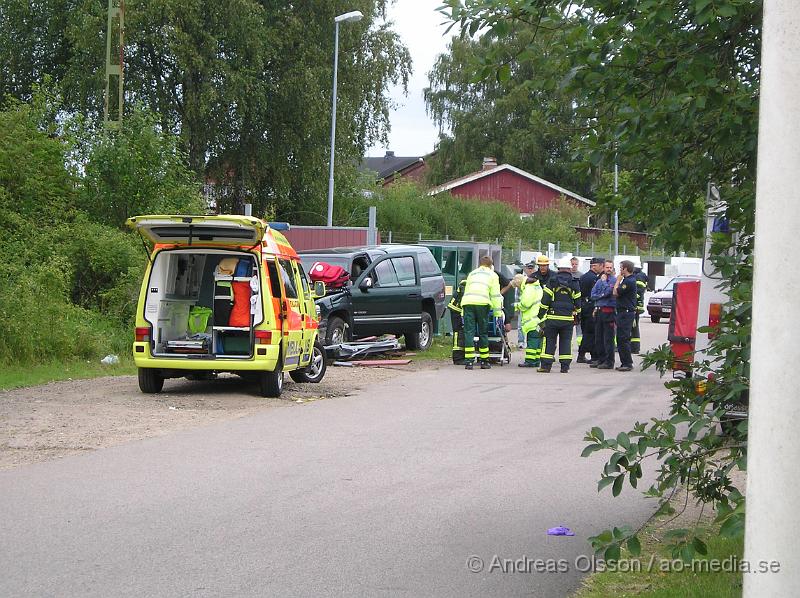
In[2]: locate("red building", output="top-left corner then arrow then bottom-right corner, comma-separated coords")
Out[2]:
428,158 -> 595,214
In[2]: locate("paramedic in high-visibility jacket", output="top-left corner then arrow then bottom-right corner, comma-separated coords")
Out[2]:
537,258 -> 581,373
461,255 -> 503,370
517,271 -> 544,367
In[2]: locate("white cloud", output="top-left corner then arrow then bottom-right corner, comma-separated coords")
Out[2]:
367,0 -> 455,157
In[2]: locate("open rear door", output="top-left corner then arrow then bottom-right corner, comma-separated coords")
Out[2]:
668,279 -> 701,374
126,215 -> 265,246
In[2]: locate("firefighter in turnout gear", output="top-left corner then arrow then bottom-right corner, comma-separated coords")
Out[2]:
517,268 -> 544,367
537,258 -> 581,373
631,267 -> 648,354
447,280 -> 467,365
461,256 -> 503,370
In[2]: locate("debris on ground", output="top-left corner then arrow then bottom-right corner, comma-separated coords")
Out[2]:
325,336 -> 414,367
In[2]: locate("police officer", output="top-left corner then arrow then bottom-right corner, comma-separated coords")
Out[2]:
461,256 -> 503,370
447,279 -> 467,365
537,258 -> 580,373
613,260 -> 638,371
517,271 -> 544,367
577,257 -> 604,363
631,266 -> 649,354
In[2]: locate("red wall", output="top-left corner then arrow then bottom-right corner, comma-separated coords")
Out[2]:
282,226 -> 379,251
449,170 -> 581,213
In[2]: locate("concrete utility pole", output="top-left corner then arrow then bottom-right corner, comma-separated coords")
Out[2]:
613,160 -> 619,257
744,1 -> 800,595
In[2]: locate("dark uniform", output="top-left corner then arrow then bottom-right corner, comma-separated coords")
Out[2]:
577,266 -> 601,361
615,273 -> 638,370
447,280 -> 467,364
537,271 -> 580,373
532,267 -> 553,288
631,268 -> 648,354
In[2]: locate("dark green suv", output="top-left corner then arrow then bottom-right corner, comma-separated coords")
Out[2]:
298,245 -> 446,351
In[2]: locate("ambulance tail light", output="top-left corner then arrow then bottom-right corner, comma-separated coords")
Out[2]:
708,303 -> 722,340
255,330 -> 273,344
135,327 -> 150,342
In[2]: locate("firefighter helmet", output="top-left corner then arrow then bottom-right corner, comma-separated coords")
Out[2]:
535,255 -> 550,266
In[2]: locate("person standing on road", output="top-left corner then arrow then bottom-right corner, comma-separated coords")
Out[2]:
631,266 -> 649,354
570,256 -> 584,350
577,257 -> 604,363
447,279 -> 467,365
590,260 -> 617,370
613,260 -> 638,372
517,271 -> 544,368
461,256 -> 503,370
537,258 -> 580,373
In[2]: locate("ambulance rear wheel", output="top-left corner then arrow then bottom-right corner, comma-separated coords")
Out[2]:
259,370 -> 283,397
289,341 -> 327,384
138,368 -> 164,394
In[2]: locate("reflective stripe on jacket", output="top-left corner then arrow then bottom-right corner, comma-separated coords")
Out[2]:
518,279 -> 543,334
538,272 -> 580,322
447,280 -> 467,315
461,266 -> 503,316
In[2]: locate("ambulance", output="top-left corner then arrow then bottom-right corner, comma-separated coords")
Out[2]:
127,215 -> 327,397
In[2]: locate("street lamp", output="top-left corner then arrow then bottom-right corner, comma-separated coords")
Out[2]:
326,10 -> 363,227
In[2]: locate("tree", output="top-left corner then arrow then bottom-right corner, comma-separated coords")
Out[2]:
424,28 -> 592,196
0,0 -> 411,221
440,0 -> 759,560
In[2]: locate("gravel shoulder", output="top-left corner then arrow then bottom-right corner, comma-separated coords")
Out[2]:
0,362 -> 437,470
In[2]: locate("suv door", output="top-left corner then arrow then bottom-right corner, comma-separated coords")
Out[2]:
350,254 -> 422,338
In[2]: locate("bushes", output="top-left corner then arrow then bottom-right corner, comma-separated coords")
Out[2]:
335,181 -> 593,248
0,96 -> 201,366
0,259 -> 130,364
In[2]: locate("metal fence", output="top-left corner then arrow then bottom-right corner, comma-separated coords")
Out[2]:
381,230 -> 692,264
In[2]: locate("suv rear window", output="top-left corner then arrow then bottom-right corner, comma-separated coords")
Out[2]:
392,257 -> 416,286
418,251 -> 441,277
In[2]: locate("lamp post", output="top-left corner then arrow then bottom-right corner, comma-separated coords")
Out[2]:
326,10 -> 363,227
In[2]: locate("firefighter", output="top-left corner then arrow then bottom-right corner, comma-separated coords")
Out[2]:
532,255 -> 554,287
631,266 -> 649,354
537,258 -> 581,373
461,255 -> 503,370
447,279 -> 467,365
517,271 -> 544,367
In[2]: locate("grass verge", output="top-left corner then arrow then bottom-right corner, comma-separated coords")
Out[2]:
573,525 -> 743,598
0,357 -> 137,391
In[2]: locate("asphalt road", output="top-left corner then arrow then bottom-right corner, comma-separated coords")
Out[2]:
0,319 -> 673,598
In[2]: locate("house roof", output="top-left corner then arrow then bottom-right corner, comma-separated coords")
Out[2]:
361,151 -> 424,180
428,163 -> 596,207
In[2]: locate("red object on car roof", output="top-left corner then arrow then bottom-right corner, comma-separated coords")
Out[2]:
668,279 -> 701,372
309,261 -> 350,288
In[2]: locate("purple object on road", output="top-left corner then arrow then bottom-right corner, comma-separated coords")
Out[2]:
547,526 -> 575,536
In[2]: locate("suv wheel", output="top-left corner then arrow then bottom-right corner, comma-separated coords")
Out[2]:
259,370 -> 283,397
405,312 -> 433,351
289,340 -> 327,384
325,316 -> 347,345
651,315 -> 661,323
138,368 -> 164,394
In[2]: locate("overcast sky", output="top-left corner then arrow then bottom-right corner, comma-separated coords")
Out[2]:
365,0 -> 455,158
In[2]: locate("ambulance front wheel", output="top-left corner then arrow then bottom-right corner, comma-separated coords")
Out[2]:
138,368 -> 164,394
259,369 -> 284,397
